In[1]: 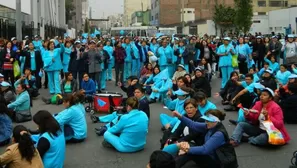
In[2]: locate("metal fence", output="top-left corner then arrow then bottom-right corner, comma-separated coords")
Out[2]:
0,19 -> 66,40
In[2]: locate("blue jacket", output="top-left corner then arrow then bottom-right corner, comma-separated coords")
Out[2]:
198,100 -> 217,116
7,89 -> 30,112
164,97 -> 188,127
60,44 -> 72,65
264,57 -> 279,73
149,43 -> 159,55
276,70 -> 291,85
136,43 -> 151,63
33,40 -> 42,51
156,45 -> 174,66
41,47 -> 63,71
180,116 -> 225,159
81,79 -> 96,95
55,104 -> 87,140
104,109 -> 148,152
0,114 -> 12,143
40,131 -> 65,168
122,43 -> 139,62
103,45 -> 114,66
217,44 -> 234,67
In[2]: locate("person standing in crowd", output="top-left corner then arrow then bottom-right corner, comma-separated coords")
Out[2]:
282,34 -> 297,65
68,41 -> 86,86
122,38 -> 133,82
61,40 -> 73,76
149,38 -> 159,55
103,40 -> 114,81
252,36 -> 266,69
136,40 -> 150,76
98,42 -> 109,91
33,35 -> 42,51
235,37 -> 251,74
2,41 -> 16,85
130,39 -> 140,77
84,40 -> 102,92
186,36 -> 197,73
41,41 -> 63,95
24,41 -> 43,89
114,41 -> 126,86
217,37 -> 235,89
268,36 -> 282,63
157,39 -> 174,77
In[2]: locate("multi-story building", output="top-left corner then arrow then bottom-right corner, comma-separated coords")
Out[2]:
150,0 -> 234,26
131,10 -> 151,26
67,0 -> 88,33
253,0 -> 297,15
124,0 -> 151,26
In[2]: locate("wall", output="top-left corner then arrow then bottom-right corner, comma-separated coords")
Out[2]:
150,0 -> 159,25
181,8 -> 195,22
250,15 -> 269,34
253,0 -> 297,14
0,0 -> 31,14
268,7 -> 297,33
124,0 -> 151,26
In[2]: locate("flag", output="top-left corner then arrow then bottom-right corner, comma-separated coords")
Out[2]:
82,33 -> 88,39
64,33 -> 69,38
94,29 -> 101,35
156,33 -> 164,38
97,98 -> 106,107
120,30 -> 125,36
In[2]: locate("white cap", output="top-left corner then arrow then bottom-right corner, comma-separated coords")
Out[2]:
288,74 -> 297,79
264,69 -> 273,74
262,87 -> 275,97
0,73 -> 3,78
223,37 -> 231,41
177,64 -> 185,70
11,37 -> 16,41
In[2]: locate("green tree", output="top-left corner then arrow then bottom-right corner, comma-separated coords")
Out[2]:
66,0 -> 75,24
213,4 -> 236,36
234,0 -> 253,33
84,18 -> 89,33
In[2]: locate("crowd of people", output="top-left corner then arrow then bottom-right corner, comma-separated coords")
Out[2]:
0,32 -> 296,168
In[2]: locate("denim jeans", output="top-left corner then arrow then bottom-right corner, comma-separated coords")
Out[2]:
231,122 -> 268,146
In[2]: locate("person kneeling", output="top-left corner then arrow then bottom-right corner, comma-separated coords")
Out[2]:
102,97 -> 149,153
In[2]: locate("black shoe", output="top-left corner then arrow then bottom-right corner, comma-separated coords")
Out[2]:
229,119 -> 238,126
161,126 -> 166,131
41,97 -> 51,104
222,101 -> 230,105
224,106 -> 237,111
95,126 -> 107,136
149,99 -> 156,104
241,135 -> 250,143
90,115 -> 99,123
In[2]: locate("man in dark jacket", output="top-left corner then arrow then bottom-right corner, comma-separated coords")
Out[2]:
280,83 -> 297,124
69,41 -> 86,86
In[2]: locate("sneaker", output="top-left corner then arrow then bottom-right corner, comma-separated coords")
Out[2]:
95,126 -> 107,136
90,115 -> 99,123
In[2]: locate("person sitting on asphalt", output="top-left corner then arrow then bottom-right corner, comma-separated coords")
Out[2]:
91,86 -> 150,136
0,95 -> 12,147
102,97 -> 149,153
160,98 -> 204,150
260,69 -> 277,91
230,88 -> 291,147
144,66 -> 161,95
147,150 -> 176,168
279,82 -> 297,124
275,74 -> 297,102
167,109 -> 238,168
61,72 -> 78,95
0,81 -> 16,105
167,76 -> 191,100
193,91 -> 217,116
32,110 -> 65,168
159,87 -> 192,131
20,68 -> 39,98
0,125 -> 44,168
54,94 -> 87,143
275,64 -> 291,86
191,67 -> 211,97
172,64 -> 187,82
81,73 -> 96,101
7,82 -> 31,122
118,75 -> 141,98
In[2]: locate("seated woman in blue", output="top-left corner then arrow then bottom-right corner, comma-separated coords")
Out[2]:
54,94 -> 87,143
7,83 -> 31,122
276,64 -> 291,86
81,73 -> 96,101
33,110 -> 65,168
160,87 -> 191,131
102,97 -> 149,153
193,91 -> 216,116
248,67 -> 260,83
22,68 -> 39,98
144,66 -> 160,95
264,54 -> 279,73
168,109 -> 238,168
0,96 -> 12,146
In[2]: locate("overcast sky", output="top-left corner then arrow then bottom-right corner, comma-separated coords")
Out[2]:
89,0 -> 124,18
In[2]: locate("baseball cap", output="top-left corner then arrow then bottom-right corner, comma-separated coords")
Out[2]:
264,69 -> 273,74
0,81 -> 11,87
201,114 -> 221,123
262,87 -> 275,97
177,64 -> 185,70
174,88 -> 189,96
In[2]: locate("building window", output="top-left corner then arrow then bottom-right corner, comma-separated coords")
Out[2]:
253,20 -> 261,23
151,16 -> 154,21
258,12 -> 266,15
187,11 -> 192,13
155,13 -> 159,20
269,1 -> 287,7
258,1 -> 266,7
151,4 -> 153,9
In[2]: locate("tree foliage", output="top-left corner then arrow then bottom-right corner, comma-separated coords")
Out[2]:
234,0 -> 253,33
84,18 -> 89,33
213,4 -> 236,28
66,0 -> 75,24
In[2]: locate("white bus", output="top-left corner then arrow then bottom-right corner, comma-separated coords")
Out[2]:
158,27 -> 177,36
110,26 -> 158,37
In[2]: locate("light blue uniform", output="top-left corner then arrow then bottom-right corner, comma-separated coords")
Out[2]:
100,50 -> 107,90
198,100 -> 217,116
264,57 -> 279,73
217,44 -> 234,88
103,109 -> 148,153
150,78 -> 173,100
19,56 -> 26,75
104,45 -> 114,80
33,40 -> 42,51
156,45 -> 174,77
131,42 -> 140,77
122,43 -> 133,81
150,43 -> 159,55
41,47 -> 63,94
39,132 -> 65,168
8,80 -> 30,112
60,44 -> 72,73
276,70 -> 291,85
54,104 -> 87,140
160,97 -> 187,127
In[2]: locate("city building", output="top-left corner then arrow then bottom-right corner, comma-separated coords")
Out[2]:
253,0 -> 297,15
124,0 -> 151,26
67,0 -> 89,33
0,0 -> 31,23
131,10 -> 151,26
150,0 -> 234,26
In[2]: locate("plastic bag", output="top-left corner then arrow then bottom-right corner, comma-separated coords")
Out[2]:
232,55 -> 238,68
13,61 -> 21,78
263,119 -> 286,145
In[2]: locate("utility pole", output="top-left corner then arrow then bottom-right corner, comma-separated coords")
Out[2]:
181,0 -> 185,33
16,0 -> 22,40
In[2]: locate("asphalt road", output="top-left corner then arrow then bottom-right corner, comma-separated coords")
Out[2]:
0,77 -> 296,168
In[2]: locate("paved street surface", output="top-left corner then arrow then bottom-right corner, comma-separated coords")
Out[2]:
1,77 -> 296,168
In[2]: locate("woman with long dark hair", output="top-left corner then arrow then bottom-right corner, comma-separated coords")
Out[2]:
0,125 -> 43,168
33,110 -> 65,168
2,41 -> 16,85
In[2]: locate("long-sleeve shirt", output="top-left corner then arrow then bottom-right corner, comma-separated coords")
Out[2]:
81,79 -> 96,95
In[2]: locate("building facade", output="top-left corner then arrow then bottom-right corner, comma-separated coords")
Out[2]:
131,10 -> 151,26
150,0 -> 234,26
253,0 -> 297,15
124,0 -> 151,26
